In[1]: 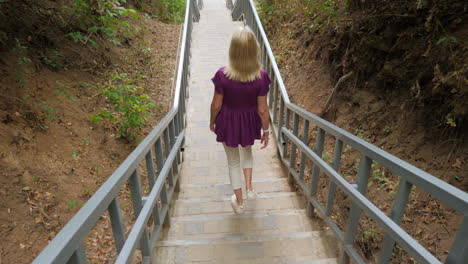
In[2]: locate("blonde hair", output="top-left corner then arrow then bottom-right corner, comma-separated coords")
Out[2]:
224,26 -> 261,82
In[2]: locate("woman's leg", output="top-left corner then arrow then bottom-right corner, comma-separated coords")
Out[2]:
239,145 -> 253,191
223,144 -> 243,205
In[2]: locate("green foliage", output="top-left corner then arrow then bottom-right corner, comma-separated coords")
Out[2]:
67,200 -> 79,210
41,50 -> 65,69
436,36 -> 458,46
72,150 -> 81,160
38,101 -> 58,120
257,0 -> 289,26
90,73 -> 158,141
55,82 -> 79,102
13,39 -> 32,88
303,0 -> 343,33
370,161 -> 397,194
363,228 -> 377,239
65,0 -> 140,47
154,0 -> 185,23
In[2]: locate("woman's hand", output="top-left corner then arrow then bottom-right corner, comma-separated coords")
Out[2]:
210,122 -> 215,133
260,132 -> 269,149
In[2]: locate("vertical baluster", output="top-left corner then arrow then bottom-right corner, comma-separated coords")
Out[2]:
145,151 -> 155,188
278,98 -> 285,145
288,113 -> 300,185
298,119 -> 310,182
69,244 -> 88,264
169,120 -> 179,177
153,138 -> 167,225
339,155 -> 372,264
272,78 -> 279,122
129,169 -> 151,259
307,127 -> 325,216
268,74 -> 275,108
163,128 -> 174,188
446,216 -> 468,264
108,198 -> 126,253
377,179 -> 413,263
145,150 -> 161,225
325,139 -> 343,216
282,108 -> 291,156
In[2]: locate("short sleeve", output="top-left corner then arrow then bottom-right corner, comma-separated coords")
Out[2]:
211,70 -> 224,94
258,71 -> 271,96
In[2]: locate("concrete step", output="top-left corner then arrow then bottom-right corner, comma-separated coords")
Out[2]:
178,164 -> 286,185
178,178 -> 291,199
154,231 -> 337,263
171,192 -> 305,216
162,209 -> 318,240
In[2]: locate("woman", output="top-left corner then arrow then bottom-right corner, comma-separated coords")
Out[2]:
209,26 -> 271,214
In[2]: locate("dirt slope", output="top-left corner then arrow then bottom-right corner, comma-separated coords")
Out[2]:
259,0 -> 467,262
0,1 -> 181,262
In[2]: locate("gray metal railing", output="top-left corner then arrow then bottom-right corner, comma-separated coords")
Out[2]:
33,1 -> 201,263
229,1 -> 468,264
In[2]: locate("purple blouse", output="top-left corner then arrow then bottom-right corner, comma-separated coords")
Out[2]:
211,66 -> 271,147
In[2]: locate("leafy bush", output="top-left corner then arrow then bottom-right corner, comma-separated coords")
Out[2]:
90,73 -> 158,141
64,0 -> 141,47
154,0 -> 185,23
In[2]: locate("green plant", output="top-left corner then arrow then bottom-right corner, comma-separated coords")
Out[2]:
80,137 -> 90,146
38,101 -> 58,120
55,82 -> 79,102
41,50 -> 65,69
436,36 -> 458,46
72,150 -> 81,160
89,73 -> 158,141
13,39 -> 32,88
67,200 -> 79,210
83,189 -> 92,196
154,0 -> 185,23
363,228 -> 377,239
65,0 -> 140,47
371,161 -> 398,194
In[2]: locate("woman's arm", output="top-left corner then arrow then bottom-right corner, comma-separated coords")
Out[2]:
210,92 -> 224,132
257,95 -> 270,149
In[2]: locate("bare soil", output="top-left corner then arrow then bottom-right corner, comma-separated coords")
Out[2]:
0,14 -> 180,264
262,0 -> 467,262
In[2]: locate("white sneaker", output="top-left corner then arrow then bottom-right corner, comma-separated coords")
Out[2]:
246,190 -> 258,200
230,194 -> 244,214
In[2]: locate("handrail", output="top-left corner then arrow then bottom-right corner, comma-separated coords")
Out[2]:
32,1 -> 201,263
230,1 -> 468,264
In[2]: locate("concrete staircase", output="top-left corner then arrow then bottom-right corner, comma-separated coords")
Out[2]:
153,1 -> 338,263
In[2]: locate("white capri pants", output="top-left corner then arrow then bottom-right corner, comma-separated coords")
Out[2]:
223,144 -> 253,190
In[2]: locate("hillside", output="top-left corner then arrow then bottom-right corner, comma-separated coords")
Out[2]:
0,0 -> 183,262
258,0 -> 467,262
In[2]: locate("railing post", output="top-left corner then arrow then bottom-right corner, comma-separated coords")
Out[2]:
129,170 -> 151,260
445,216 -> 468,264
108,198 -> 126,253
278,98 -> 285,145
298,119 -> 310,183
325,139 -> 343,216
288,113 -> 300,185
377,179 -> 413,263
339,155 -> 372,264
272,78 -> 279,123
282,108 -> 291,156
69,244 -> 88,264
307,127 -> 325,216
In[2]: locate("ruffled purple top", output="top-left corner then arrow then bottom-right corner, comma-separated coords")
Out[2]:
211,66 -> 271,147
